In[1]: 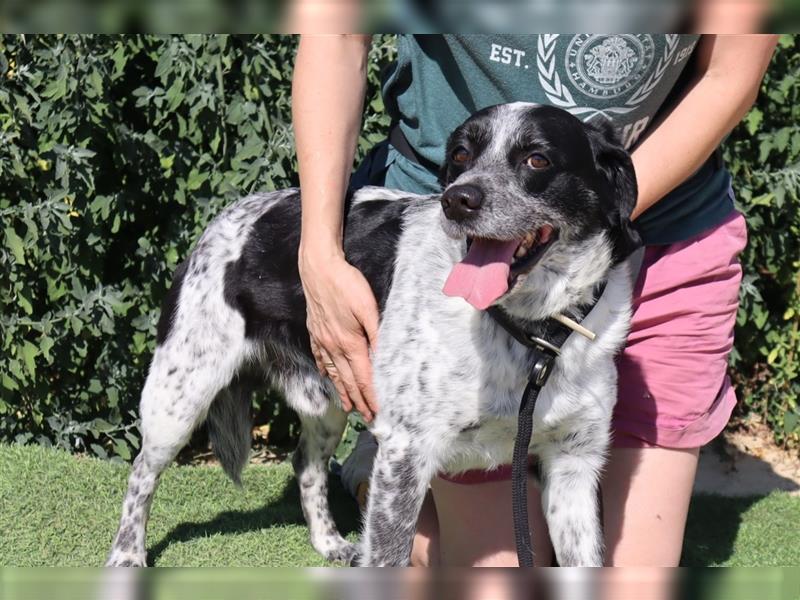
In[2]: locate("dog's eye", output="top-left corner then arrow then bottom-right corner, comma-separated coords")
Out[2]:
452,146 -> 471,164
525,153 -> 550,169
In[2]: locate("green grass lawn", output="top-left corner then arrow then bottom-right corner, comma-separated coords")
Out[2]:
0,443 -> 798,567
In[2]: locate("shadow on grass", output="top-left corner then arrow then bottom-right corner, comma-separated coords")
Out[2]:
147,473 -> 361,566
681,494 -> 763,567
682,431 -> 800,567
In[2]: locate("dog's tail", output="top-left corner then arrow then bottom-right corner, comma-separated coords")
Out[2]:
206,385 -> 252,486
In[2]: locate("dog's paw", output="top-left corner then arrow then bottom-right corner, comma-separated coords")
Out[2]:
348,550 -> 363,567
324,541 -> 359,564
105,553 -> 147,568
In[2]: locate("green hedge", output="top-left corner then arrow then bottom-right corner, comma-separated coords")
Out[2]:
725,34 -> 800,443
0,34 -> 798,460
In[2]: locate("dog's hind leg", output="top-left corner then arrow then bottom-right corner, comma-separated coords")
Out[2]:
287,376 -> 354,563
106,450 -> 160,568
106,340 -> 248,567
356,429 -> 440,566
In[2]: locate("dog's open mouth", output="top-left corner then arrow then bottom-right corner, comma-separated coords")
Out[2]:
443,225 -> 559,310
510,225 -> 558,278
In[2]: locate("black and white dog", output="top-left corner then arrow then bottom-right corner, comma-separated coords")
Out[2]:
106,103 -> 640,567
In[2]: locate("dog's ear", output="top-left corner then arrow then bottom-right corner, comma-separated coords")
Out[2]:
586,120 -> 643,263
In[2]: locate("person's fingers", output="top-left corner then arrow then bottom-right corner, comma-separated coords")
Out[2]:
358,296 -> 380,353
327,369 -> 352,413
345,336 -> 379,415
318,343 -> 353,413
351,299 -> 380,414
309,335 -> 327,377
319,327 -> 376,419
331,350 -> 373,422
326,368 -> 353,414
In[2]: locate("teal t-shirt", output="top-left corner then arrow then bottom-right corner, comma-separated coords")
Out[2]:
375,34 -> 734,246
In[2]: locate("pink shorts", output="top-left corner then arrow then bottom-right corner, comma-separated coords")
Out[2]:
441,211 -> 747,484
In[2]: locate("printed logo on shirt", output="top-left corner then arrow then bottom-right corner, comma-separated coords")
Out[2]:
566,35 -> 655,99
536,34 -> 681,131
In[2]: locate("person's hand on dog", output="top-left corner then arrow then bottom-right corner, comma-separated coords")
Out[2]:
299,249 -> 379,422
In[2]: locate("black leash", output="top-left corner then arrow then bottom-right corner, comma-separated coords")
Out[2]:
487,285 -> 605,567
510,349 -> 555,566
488,306 -> 561,567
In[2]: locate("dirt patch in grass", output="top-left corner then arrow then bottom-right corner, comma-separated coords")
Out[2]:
176,424 -> 291,467
696,418 -> 800,497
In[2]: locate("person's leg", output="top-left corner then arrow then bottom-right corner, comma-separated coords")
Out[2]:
410,491 -> 439,566
412,475 -> 554,567
602,446 -> 700,567
603,214 -> 746,566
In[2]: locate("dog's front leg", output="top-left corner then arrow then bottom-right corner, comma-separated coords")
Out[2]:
539,442 -> 606,567
356,430 -> 437,567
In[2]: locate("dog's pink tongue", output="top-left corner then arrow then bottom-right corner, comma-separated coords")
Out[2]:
443,239 -> 520,310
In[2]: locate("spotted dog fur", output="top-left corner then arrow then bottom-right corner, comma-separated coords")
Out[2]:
106,103 -> 640,567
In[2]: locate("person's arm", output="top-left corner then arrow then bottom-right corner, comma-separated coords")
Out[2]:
630,34 -> 778,220
293,34 -> 380,421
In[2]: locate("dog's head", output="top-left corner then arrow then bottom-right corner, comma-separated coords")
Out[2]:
439,103 -> 641,313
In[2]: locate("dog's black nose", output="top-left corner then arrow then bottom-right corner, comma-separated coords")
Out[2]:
441,185 -> 484,221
